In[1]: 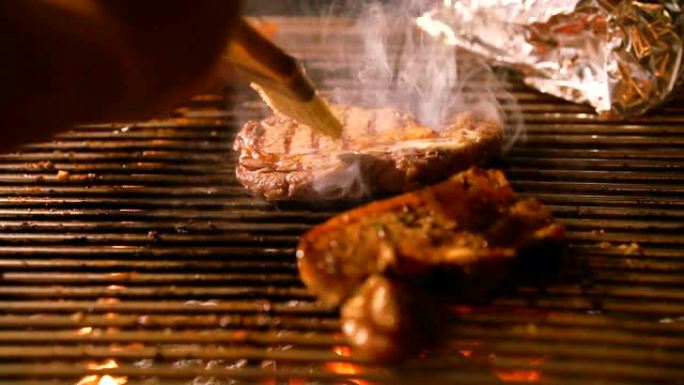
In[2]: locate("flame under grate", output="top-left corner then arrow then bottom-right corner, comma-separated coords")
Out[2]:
0,17 -> 683,385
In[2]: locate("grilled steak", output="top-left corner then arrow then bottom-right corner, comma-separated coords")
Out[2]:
233,105 -> 501,200
297,168 -> 565,361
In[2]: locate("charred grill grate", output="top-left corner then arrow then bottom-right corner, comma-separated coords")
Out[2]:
0,17 -> 683,385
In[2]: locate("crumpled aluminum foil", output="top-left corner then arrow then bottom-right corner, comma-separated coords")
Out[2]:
416,0 -> 684,117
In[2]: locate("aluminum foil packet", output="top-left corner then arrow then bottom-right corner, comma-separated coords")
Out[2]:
416,0 -> 684,117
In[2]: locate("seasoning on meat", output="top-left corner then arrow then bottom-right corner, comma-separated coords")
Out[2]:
297,167 -> 565,361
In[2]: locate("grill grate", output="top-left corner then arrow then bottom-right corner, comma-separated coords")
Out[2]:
0,17 -> 683,385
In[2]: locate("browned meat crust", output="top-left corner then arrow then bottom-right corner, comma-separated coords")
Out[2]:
340,274 -> 444,362
233,106 -> 502,201
296,168 -> 565,361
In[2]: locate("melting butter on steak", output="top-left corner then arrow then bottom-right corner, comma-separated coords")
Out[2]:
233,105 -> 501,200
296,168 -> 565,361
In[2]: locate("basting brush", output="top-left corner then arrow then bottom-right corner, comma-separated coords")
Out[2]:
227,18 -> 342,139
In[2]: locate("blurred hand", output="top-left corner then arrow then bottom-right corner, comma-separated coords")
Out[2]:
0,0 -> 243,150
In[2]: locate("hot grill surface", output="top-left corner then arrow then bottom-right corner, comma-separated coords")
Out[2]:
1,18 -> 683,385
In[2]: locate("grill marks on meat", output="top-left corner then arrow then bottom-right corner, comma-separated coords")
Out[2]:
296,168 -> 565,361
233,105 -> 502,200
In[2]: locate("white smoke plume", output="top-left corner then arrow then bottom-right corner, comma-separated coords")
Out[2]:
321,0 -> 523,148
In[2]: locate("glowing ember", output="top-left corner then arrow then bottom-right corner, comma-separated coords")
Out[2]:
109,343 -> 144,352
87,359 -> 118,370
494,370 -> 541,383
326,346 -> 369,385
97,298 -> 120,305
76,327 -> 93,335
326,359 -> 359,376
75,360 -> 127,385
75,375 -> 98,385
106,285 -> 125,292
332,345 -> 352,357
98,375 -> 125,385
458,350 -> 473,357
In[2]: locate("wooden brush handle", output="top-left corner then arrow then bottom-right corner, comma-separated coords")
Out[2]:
228,18 -> 315,101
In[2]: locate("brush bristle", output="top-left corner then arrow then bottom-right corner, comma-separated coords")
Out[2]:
251,83 -> 342,139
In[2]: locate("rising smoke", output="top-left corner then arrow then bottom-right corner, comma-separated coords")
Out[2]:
241,0 -> 523,140
229,0 -> 524,201
315,0 -> 523,149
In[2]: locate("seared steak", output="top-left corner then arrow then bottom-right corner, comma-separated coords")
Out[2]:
233,105 -> 502,200
297,168 -> 565,361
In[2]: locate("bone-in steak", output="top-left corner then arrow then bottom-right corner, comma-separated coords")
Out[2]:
297,168 -> 565,361
233,105 -> 502,200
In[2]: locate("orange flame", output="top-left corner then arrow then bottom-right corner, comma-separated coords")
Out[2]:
332,346 -> 352,357
76,359 -> 127,385
75,374 -> 127,385
75,375 -> 98,385
494,370 -> 541,383
98,375 -> 124,385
